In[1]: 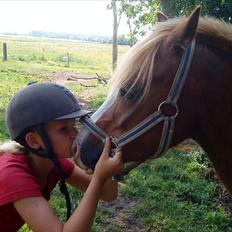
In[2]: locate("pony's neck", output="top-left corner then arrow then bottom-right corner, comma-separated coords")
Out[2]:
193,42 -> 232,145
192,41 -> 232,193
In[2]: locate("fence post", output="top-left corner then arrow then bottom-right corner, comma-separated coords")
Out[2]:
3,43 -> 7,61
67,52 -> 69,67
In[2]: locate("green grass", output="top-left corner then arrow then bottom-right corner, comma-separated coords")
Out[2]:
67,81 -> 109,109
0,35 -> 128,76
0,72 -> 43,142
121,148 -> 232,231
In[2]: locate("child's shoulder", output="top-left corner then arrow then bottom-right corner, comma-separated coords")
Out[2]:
0,152 -> 31,176
0,153 -> 41,206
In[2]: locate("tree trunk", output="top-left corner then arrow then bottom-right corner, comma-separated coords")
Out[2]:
112,0 -> 118,71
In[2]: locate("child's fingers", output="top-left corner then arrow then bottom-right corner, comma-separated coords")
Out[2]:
114,149 -> 123,160
101,137 -> 111,158
111,149 -> 123,165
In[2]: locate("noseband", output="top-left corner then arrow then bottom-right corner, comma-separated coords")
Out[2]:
80,39 -> 196,158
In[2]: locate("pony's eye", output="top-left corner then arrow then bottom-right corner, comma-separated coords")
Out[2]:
120,87 -> 141,102
126,91 -> 136,100
119,87 -> 128,97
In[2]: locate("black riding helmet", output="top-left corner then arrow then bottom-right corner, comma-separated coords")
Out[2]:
6,82 -> 91,220
6,82 -> 90,141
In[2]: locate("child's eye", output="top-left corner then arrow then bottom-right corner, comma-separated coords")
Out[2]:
59,126 -> 69,133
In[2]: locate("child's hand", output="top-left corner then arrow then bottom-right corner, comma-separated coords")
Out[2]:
94,137 -> 123,183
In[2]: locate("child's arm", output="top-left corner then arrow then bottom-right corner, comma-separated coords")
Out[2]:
67,168 -> 119,202
13,138 -> 122,232
66,137 -> 122,231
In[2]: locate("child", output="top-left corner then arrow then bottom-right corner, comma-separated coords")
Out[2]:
0,82 -> 123,232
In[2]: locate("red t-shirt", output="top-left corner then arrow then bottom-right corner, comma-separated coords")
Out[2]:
0,153 -> 75,232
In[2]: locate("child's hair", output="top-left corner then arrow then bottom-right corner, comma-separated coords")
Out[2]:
0,140 -> 25,154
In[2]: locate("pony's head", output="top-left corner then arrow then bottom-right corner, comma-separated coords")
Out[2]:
76,6 -> 232,176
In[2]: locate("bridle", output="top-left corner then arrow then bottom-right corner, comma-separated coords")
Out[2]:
80,39 -> 196,160
80,39 -> 196,158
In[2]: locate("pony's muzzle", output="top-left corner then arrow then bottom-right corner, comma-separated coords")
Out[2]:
80,134 -> 104,170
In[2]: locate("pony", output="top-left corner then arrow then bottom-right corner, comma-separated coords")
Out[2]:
76,6 -> 232,195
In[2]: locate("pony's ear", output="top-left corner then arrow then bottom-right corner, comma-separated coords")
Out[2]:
157,12 -> 168,22
172,6 -> 201,48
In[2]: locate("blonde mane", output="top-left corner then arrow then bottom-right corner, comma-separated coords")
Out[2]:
109,16 -> 232,102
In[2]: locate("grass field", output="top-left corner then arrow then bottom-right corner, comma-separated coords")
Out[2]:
1,36 -> 232,232
0,35 -> 127,76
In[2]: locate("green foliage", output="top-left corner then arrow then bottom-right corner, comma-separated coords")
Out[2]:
118,0 -> 160,46
118,0 -> 232,44
159,0 -> 232,21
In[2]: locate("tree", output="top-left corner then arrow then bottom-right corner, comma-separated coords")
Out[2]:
118,0 -> 232,45
107,0 -> 122,71
159,0 -> 232,22
112,0 -> 118,70
119,0 -> 160,46
117,35 -> 131,45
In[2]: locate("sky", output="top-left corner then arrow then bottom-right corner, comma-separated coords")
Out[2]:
0,0 -> 128,36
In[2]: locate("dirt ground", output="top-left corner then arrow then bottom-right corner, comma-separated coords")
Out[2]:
50,72 -> 96,85
98,192 -> 158,232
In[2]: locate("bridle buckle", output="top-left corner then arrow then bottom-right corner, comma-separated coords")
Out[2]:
158,101 -> 179,118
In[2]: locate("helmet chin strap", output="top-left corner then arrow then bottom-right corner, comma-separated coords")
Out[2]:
31,124 -> 72,220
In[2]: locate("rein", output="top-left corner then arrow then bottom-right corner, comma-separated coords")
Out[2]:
80,39 -> 196,159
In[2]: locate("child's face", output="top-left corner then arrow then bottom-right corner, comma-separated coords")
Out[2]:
44,119 -> 78,159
